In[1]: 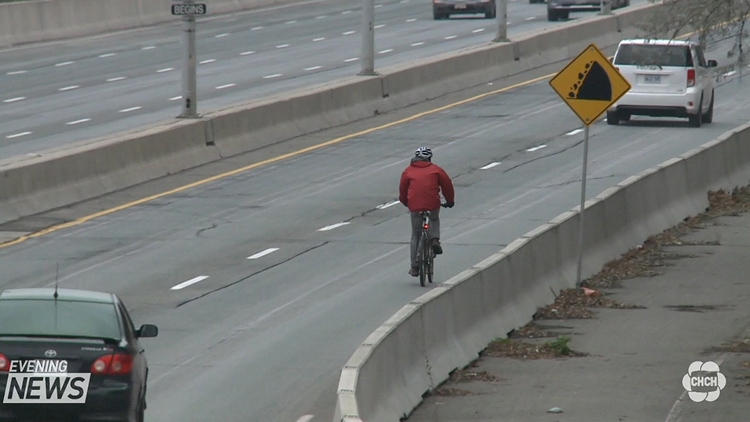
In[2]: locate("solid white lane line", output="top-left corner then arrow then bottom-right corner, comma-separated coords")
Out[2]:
318,222 -> 350,231
566,128 -> 584,136
313,37 -> 326,42
344,57 -> 358,62
7,70 -> 27,75
59,85 -> 80,91
142,46 -> 156,50
157,68 -> 174,73
200,59 -> 216,64
263,74 -> 282,79
107,77 -> 126,82
472,28 -> 485,33
445,35 -> 457,39
527,145 -> 547,152
240,51 -> 255,55
99,53 -> 116,58
6,132 -> 31,139
379,49 -> 393,54
171,275 -> 209,291
3,97 -> 25,103
305,66 -> 322,71
411,42 -> 424,46
216,33 -> 229,37
342,30 -> 356,35
480,162 -> 501,170
216,83 -> 236,89
66,119 -> 91,125
276,44 -> 290,48
247,248 -> 280,259
376,200 -> 400,209
169,96 -> 183,101
119,106 -> 142,113
55,61 -> 74,67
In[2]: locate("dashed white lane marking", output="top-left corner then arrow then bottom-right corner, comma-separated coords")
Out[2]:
169,96 -> 183,101
247,248 -> 280,259
295,415 -> 315,422
107,77 -> 126,82
157,68 -> 174,73
527,145 -> 547,152
342,10 -> 352,14
375,24 -> 386,29
342,30 -> 356,35
526,16 -> 536,20
6,132 -> 31,139
251,26 -> 264,30
3,97 -> 25,103
7,70 -> 27,75
99,53 -> 116,58
55,61 -> 74,67
264,74 -> 283,79
406,18 -> 417,22
375,3 -> 383,7
566,128 -> 584,136
344,57 -> 358,62
379,49 -> 393,54
376,200 -> 400,210
472,28 -> 485,33
285,20 -> 297,24
59,85 -> 80,91
216,83 -> 236,89
66,119 -> 91,125
318,222 -> 350,231
142,46 -> 156,50
305,66 -> 322,71
216,33 -> 229,37
411,42 -> 424,46
119,106 -> 142,113
315,15 -> 326,19
171,275 -> 209,291
240,51 -> 255,55
276,44 -> 290,48
480,162 -> 501,170
200,59 -> 216,64
445,35 -> 457,39
313,37 -> 326,42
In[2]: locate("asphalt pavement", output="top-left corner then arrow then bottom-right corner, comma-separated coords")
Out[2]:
407,212 -> 750,422
0,41 -> 748,422
0,0 -> 650,160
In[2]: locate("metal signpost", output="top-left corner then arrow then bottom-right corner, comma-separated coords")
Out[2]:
360,0 -> 376,76
171,1 -> 207,118
494,0 -> 509,42
599,0 -> 612,15
548,44 -> 631,287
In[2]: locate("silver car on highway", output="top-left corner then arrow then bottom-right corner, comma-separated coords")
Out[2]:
547,0 -> 629,21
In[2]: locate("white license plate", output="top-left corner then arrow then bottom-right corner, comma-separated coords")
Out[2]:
454,3 -> 467,8
644,75 -> 661,84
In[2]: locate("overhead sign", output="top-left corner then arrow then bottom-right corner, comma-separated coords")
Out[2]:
171,3 -> 207,15
549,43 -> 631,125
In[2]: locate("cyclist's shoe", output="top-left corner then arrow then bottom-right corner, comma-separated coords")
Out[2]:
432,238 -> 443,255
409,267 -> 420,277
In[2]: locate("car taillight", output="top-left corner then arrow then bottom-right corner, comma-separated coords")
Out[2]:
687,68 -> 696,87
91,353 -> 133,375
0,353 -> 8,372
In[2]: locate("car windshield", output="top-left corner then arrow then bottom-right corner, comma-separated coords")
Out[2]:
614,44 -> 694,67
0,299 -> 121,340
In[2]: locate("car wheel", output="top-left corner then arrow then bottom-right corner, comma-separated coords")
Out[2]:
606,111 -> 620,125
689,96 -> 703,127
620,113 -> 631,122
702,91 -> 714,123
547,9 -> 558,21
485,7 -> 496,18
433,10 -> 446,19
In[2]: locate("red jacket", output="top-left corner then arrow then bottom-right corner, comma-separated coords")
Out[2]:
399,160 -> 455,212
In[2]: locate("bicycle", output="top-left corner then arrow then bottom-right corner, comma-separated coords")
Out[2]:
415,203 -> 449,287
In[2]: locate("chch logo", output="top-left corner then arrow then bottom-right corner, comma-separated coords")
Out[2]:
682,361 -> 726,402
44,350 -> 57,358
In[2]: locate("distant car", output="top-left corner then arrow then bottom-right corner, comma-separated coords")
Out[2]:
529,0 -> 545,3
433,0 -> 496,19
0,288 -> 158,422
607,39 -> 718,127
547,0 -> 629,21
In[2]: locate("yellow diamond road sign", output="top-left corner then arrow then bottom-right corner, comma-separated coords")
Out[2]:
549,43 -> 631,126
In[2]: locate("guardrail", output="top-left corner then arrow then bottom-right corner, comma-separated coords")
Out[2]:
332,118 -> 750,422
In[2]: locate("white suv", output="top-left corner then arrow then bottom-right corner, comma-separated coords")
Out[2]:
607,39 -> 718,127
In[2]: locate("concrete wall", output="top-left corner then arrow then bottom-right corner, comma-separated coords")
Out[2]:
0,0 -> 311,47
334,120 -> 750,422
0,3 -> 661,226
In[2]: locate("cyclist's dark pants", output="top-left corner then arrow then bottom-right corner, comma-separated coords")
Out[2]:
410,208 -> 441,268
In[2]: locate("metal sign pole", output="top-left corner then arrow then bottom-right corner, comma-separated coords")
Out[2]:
576,124 -> 590,288
359,0 -> 376,76
494,0 -> 509,42
180,0 -> 198,118
599,0 -> 611,15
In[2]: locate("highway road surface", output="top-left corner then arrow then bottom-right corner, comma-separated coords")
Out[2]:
0,36 -> 746,422
0,0 -> 648,160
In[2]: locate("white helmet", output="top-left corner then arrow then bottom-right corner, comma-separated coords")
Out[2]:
414,147 -> 433,159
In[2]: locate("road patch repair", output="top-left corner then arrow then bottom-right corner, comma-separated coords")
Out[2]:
406,186 -> 750,421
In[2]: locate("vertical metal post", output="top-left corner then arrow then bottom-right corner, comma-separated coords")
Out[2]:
576,124 -> 590,288
179,0 -> 198,118
359,0 -> 376,76
493,0 -> 509,42
599,0 -> 612,15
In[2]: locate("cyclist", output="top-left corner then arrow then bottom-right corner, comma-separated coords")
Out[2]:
399,147 -> 455,277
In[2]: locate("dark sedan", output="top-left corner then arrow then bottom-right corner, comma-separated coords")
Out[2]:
433,0 -> 497,19
0,288 -> 158,422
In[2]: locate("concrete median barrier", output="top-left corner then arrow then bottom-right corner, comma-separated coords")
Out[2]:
335,120 -> 750,422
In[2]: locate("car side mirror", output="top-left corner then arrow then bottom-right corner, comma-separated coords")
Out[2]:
707,59 -> 717,67
137,324 -> 159,338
